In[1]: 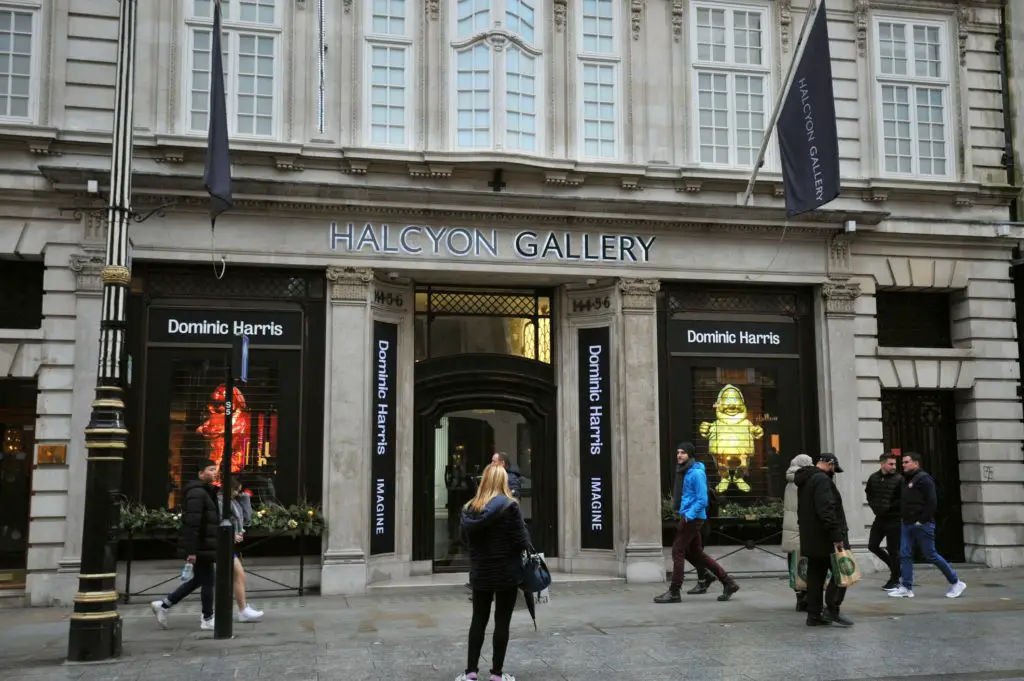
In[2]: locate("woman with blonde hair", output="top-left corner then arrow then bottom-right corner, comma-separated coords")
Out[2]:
455,463 -> 530,681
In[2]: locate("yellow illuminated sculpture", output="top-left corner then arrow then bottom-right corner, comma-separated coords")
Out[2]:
699,384 -> 764,493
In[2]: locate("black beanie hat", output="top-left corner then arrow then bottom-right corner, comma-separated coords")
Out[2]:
677,442 -> 696,457
197,458 -> 216,474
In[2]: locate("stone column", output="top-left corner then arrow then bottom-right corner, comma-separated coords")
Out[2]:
48,248 -> 105,604
617,278 -> 664,582
321,266 -> 374,594
820,277 -> 867,547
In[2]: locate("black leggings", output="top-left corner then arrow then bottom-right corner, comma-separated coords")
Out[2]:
466,587 -> 519,675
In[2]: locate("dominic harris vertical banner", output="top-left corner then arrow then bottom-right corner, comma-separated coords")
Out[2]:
578,326 -> 613,550
370,320 -> 398,555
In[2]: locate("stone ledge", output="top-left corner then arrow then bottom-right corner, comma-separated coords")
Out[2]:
875,354 -> 975,390
876,347 -> 974,360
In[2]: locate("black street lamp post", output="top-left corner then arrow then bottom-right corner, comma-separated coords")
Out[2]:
67,0 -> 138,661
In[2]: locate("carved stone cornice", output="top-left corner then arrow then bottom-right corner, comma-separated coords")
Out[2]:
618,278 -> 660,311
823,280 -> 862,318
68,251 -> 105,294
327,266 -> 374,302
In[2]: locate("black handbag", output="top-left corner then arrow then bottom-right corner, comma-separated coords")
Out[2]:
521,547 -> 552,594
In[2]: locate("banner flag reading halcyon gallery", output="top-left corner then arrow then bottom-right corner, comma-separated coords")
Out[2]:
777,1 -> 840,216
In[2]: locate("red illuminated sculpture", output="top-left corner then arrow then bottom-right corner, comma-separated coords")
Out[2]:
197,384 -> 250,480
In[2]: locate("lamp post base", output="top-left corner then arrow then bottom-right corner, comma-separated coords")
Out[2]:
67,615 -> 123,662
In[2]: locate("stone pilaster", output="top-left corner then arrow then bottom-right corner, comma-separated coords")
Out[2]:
617,278 -> 664,582
321,266 -> 374,594
820,278 -> 868,548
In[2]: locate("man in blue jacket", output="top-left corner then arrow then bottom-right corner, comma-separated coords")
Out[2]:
655,443 -> 740,604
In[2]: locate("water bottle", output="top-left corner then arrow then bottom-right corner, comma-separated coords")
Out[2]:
180,562 -> 194,582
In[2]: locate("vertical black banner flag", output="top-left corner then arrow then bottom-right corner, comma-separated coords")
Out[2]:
370,320 -> 398,555
204,0 -> 232,222
777,2 -> 839,216
578,326 -> 613,550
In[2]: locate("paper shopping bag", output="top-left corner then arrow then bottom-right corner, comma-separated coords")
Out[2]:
789,551 -> 808,591
831,548 -> 862,587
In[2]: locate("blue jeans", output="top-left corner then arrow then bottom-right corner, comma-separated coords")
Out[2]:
900,522 -> 958,588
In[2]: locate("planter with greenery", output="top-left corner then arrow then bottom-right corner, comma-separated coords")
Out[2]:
118,498 -> 327,538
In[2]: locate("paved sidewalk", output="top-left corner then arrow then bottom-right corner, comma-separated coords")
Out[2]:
2,568 -> 1024,680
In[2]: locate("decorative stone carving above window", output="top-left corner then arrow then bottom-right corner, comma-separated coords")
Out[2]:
878,257 -> 968,291
822,279 -> 861,318
69,252 -> 106,294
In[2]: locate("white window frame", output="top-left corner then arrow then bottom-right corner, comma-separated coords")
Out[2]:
449,0 -> 545,154
183,0 -> 283,141
687,0 -> 774,171
364,0 -> 415,149
871,15 -> 955,180
575,0 -> 622,161
0,1 -> 42,125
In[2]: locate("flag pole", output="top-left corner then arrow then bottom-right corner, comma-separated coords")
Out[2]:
740,0 -> 823,208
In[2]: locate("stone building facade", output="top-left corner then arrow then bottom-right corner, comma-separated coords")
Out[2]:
0,0 -> 1022,606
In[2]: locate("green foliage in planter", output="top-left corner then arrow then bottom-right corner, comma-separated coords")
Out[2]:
118,498 -> 327,537
661,494 -> 678,521
248,502 -> 326,537
717,500 -> 784,520
119,501 -> 181,534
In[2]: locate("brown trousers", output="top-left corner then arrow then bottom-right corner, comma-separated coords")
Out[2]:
670,518 -> 730,590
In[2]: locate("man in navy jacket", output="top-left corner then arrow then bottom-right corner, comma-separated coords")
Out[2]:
888,452 -> 966,600
654,443 -> 739,604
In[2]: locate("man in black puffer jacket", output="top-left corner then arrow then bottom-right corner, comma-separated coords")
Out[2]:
151,459 -> 221,630
795,453 -> 852,627
865,452 -> 902,590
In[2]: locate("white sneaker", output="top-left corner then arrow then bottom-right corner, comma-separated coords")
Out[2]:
238,605 -> 264,622
946,580 -> 967,598
888,585 -> 914,598
150,600 -> 169,629
200,616 -> 215,631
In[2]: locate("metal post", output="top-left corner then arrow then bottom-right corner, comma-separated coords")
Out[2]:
67,0 -> 137,662
214,351 -> 235,639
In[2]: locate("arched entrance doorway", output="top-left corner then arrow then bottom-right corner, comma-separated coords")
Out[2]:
412,356 -> 558,570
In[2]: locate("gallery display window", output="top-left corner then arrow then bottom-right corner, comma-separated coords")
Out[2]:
0,379 -> 35,588
123,266 -> 325,559
658,286 -> 819,548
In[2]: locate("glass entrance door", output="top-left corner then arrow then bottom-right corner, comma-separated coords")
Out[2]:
0,379 -> 36,590
431,409 -> 532,570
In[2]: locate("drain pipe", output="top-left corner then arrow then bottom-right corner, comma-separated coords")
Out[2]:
999,0 -> 1019,222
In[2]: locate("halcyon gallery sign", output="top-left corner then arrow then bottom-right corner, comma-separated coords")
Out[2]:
329,222 -> 657,263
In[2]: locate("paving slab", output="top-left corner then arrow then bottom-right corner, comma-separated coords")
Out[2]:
1,569 -> 1023,680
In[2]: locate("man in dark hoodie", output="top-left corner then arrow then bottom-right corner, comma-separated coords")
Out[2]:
654,443 -> 739,604
888,452 -> 966,599
795,452 -> 852,627
151,459 -> 221,630
865,452 -> 902,590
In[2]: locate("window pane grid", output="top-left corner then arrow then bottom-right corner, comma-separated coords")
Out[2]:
457,0 -> 490,38
582,62 -> 616,158
370,44 -> 407,146
581,0 -> 614,54
189,28 -> 229,133
876,19 -> 949,176
0,10 -> 33,119
235,33 -> 275,136
506,0 -> 536,43
505,47 -> 536,152
915,86 -> 945,176
192,0 -> 277,25
696,7 -> 726,63
697,71 -> 729,164
734,74 -> 765,166
881,84 -> 912,174
733,11 -> 762,65
456,44 -> 491,149
372,0 -> 406,36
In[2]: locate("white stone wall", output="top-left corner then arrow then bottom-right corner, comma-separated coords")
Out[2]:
852,242 -> 1024,568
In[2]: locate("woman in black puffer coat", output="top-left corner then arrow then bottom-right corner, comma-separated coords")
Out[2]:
456,464 -> 531,681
